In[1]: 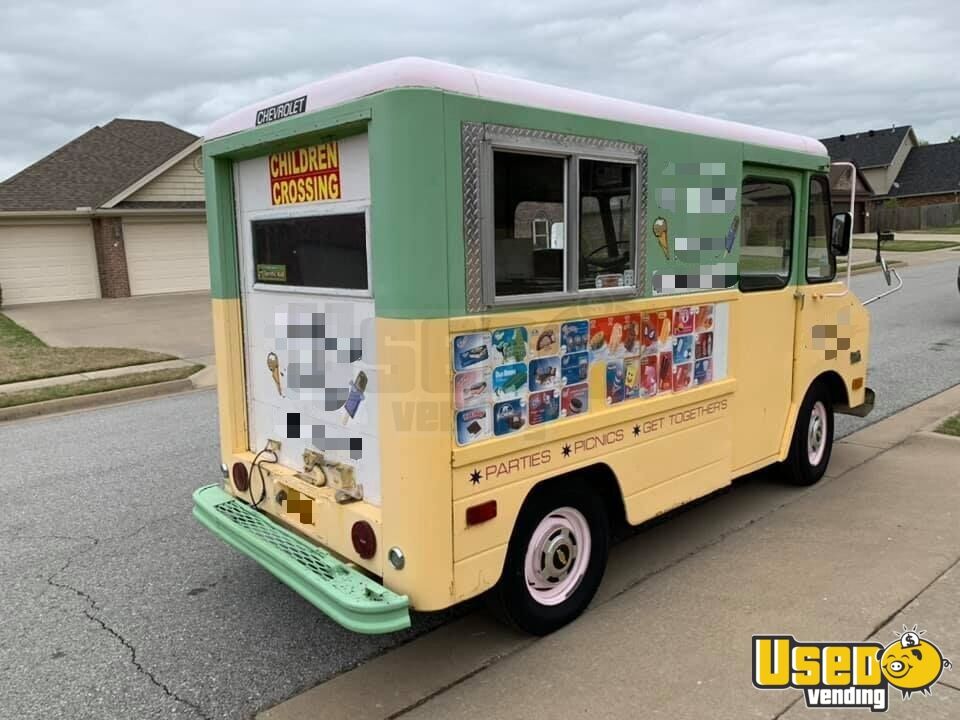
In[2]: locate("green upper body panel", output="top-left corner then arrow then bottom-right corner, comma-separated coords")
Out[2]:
203,86 -> 829,316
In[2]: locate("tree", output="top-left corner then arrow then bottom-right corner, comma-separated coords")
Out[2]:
950,135 -> 960,143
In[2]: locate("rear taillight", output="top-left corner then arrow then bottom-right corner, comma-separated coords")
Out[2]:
351,521 -> 377,559
232,462 -> 249,492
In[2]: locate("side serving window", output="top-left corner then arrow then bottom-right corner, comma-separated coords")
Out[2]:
470,124 -> 645,309
806,175 -> 835,282
739,179 -> 794,291
251,213 -> 369,292
493,151 -> 566,297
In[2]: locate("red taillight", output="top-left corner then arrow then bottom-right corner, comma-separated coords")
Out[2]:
466,500 -> 497,526
351,521 -> 377,559
232,462 -> 249,492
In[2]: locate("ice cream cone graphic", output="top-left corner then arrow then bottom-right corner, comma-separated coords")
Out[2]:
653,217 -> 670,259
266,352 -> 282,396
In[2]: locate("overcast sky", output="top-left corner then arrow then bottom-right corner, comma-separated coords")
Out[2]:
1,0 -> 958,181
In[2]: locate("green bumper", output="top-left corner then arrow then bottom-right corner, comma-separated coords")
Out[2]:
192,484 -> 410,634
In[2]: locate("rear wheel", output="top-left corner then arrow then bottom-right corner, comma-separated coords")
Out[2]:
783,382 -> 834,486
487,485 -> 609,635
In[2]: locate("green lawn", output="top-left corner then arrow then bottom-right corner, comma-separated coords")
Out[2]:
852,239 -> 960,252
0,364 -> 202,409
0,313 -> 174,385
735,256 -> 902,275
936,413 -> 960,437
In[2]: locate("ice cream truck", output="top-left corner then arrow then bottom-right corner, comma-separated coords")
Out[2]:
194,58 -> 878,635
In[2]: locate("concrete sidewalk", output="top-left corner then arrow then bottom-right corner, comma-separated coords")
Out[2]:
854,232 -> 960,243
262,385 -> 960,720
848,245 -> 959,269
847,231 -> 960,271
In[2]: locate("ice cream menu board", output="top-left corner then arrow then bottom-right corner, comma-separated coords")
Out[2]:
453,303 -> 726,446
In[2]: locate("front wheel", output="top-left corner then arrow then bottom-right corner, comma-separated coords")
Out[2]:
783,382 -> 834,486
487,485 -> 609,635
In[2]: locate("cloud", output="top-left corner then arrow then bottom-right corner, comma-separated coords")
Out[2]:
1,0 -> 958,180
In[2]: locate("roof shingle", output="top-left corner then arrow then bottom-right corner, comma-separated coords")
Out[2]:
0,120 -> 197,211
820,125 -> 911,169
888,142 -> 960,198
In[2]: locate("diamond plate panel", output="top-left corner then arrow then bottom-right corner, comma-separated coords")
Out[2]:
461,122 -> 484,312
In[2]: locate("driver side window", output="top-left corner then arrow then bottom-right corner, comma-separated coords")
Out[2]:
579,159 -> 636,289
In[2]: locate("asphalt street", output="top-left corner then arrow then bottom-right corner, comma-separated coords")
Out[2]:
1,258 -> 958,719
836,258 -> 960,437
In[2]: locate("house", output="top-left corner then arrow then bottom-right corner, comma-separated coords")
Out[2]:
885,141 -> 960,206
820,125 -> 918,232
826,163 -> 875,234
820,125 -> 960,231
0,119 -> 208,306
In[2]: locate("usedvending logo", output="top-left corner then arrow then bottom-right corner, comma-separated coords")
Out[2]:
753,626 -> 952,712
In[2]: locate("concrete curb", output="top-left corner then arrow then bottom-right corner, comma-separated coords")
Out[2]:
189,365 -> 218,389
0,378 -> 198,423
0,358 -> 197,394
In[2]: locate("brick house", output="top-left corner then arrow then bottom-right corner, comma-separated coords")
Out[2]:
820,125 -> 960,231
0,119 -> 207,306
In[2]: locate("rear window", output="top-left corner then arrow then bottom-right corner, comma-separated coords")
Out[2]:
252,213 -> 368,291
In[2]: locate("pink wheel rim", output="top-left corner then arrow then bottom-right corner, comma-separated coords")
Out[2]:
523,507 -> 591,607
807,401 -> 828,466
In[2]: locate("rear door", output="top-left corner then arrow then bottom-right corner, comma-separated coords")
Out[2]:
233,133 -> 383,505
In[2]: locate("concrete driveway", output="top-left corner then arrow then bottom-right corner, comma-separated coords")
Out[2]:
3,292 -> 214,365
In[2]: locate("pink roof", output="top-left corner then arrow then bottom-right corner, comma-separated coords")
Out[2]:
206,57 -> 828,158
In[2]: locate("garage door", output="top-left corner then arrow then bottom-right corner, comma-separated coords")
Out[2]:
0,224 -> 100,305
123,221 -> 210,295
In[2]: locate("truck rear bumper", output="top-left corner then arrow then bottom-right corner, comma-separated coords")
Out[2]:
193,484 -> 410,634
837,387 -> 876,418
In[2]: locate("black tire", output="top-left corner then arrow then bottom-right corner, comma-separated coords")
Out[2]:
782,381 -> 834,486
486,484 -> 609,635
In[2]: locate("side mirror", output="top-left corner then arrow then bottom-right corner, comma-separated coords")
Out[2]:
875,230 -> 894,286
830,212 -> 853,256
879,256 -> 893,286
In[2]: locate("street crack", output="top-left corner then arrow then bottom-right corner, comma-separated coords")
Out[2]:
81,608 -> 211,720
43,528 -> 211,719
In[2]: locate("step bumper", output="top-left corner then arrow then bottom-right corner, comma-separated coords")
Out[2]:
837,387 -> 876,418
192,484 -> 410,634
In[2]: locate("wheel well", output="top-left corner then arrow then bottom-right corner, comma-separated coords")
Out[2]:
524,463 -> 627,533
813,370 -> 849,408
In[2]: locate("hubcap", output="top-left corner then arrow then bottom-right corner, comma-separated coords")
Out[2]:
524,507 -> 591,606
807,401 -> 828,466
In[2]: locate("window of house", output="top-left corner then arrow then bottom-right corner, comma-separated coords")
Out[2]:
493,151 -> 566,297
578,159 -> 636,289
739,180 -> 794,291
252,213 -> 368,291
531,218 -> 550,250
806,176 -> 835,282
